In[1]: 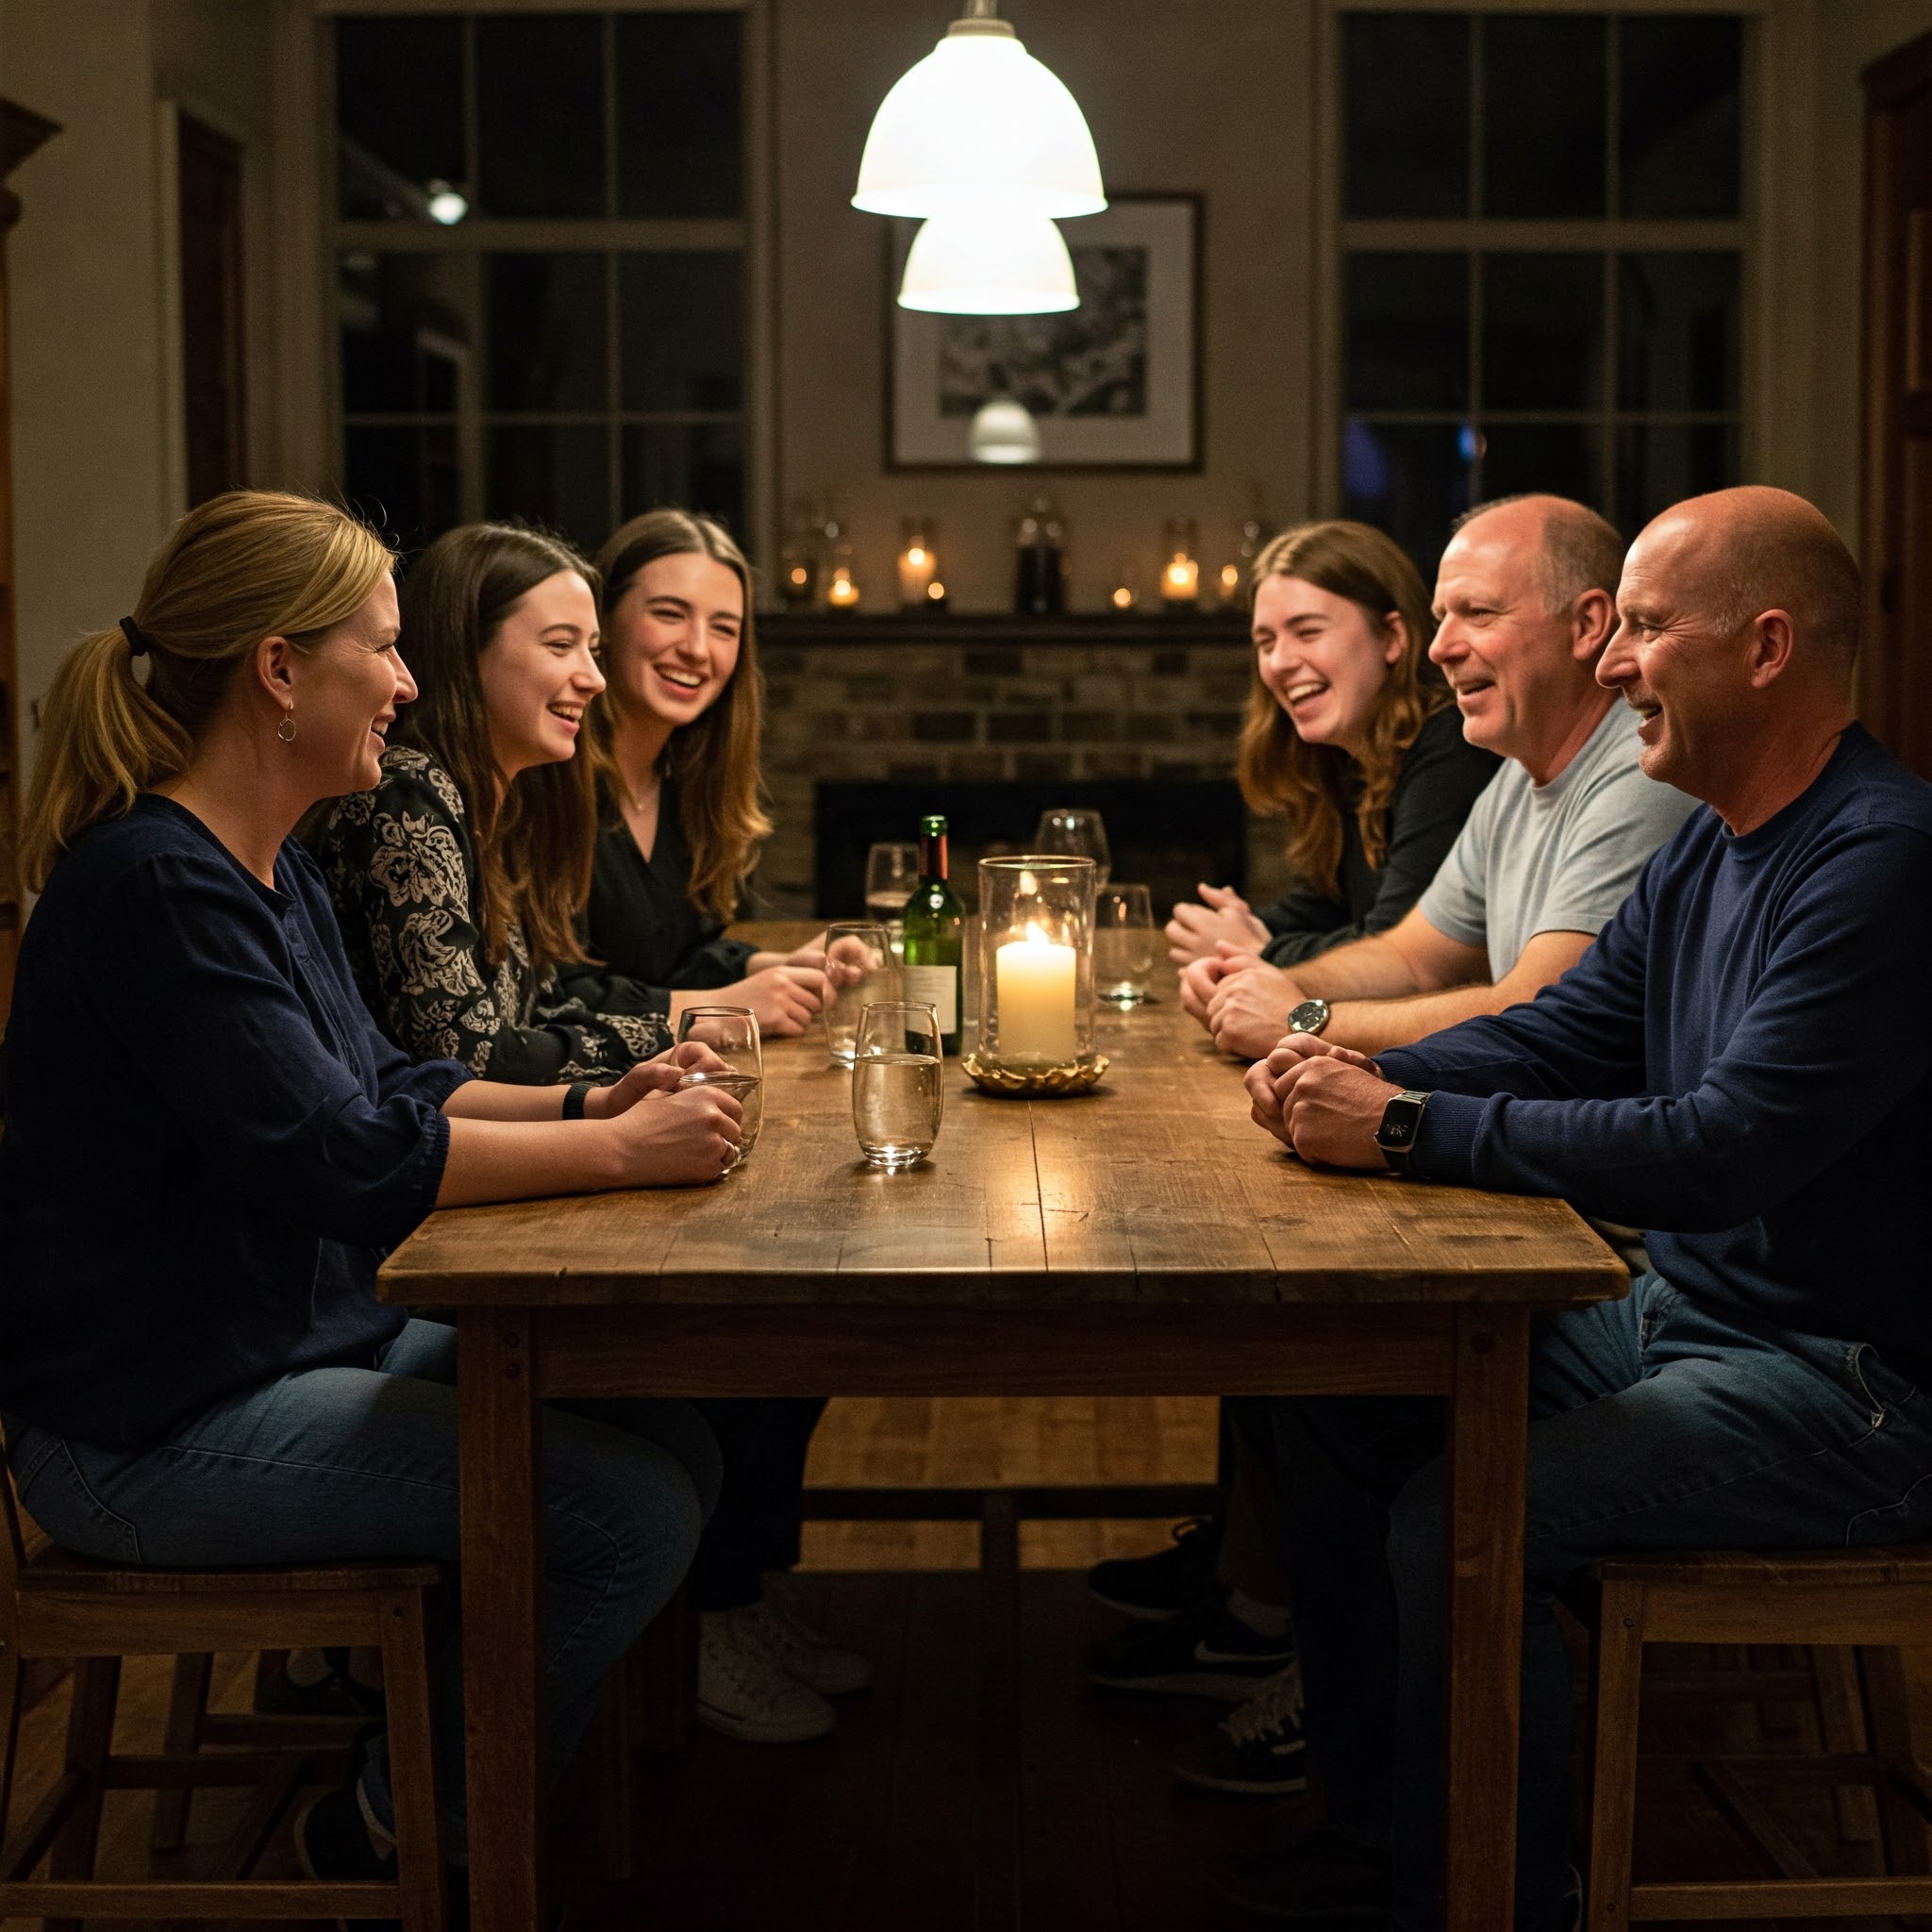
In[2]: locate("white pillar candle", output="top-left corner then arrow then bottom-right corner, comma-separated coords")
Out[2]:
995,923 -> 1077,1063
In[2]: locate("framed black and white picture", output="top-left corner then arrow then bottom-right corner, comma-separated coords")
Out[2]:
888,194 -> 1201,470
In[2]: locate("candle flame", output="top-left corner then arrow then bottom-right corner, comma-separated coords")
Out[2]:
907,546 -> 926,566
1166,560 -> 1191,585
1110,585 -> 1133,609
926,580 -> 945,600
1024,921 -> 1051,946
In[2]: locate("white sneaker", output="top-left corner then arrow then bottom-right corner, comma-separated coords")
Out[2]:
747,1575 -> 874,1696
697,1607 -> 836,1743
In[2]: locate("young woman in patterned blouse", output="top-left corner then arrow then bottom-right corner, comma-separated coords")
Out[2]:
314,522 -> 675,1083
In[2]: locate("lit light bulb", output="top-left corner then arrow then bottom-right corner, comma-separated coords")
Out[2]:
425,180 -> 468,225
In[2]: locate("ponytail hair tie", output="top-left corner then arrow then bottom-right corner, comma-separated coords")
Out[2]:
119,616 -> 150,658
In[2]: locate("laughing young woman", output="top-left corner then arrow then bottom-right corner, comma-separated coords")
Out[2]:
314,521 -> 681,1084
0,491 -> 738,1900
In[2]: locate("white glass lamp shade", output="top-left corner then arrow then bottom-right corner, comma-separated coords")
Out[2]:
854,23 -> 1106,221
969,396 -> 1042,464
898,208 -> 1078,315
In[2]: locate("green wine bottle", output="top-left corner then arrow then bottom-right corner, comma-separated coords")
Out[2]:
900,813 -> 964,1055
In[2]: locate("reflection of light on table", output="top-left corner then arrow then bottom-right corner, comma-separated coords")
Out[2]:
995,922 -> 1076,1061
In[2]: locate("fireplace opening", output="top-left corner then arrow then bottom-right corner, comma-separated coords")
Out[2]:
811,781 -> 1248,921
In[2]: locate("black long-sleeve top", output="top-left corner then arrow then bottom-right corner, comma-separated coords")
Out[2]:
1254,705 -> 1501,966
0,796 -> 469,1449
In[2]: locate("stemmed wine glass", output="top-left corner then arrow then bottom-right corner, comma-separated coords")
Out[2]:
1034,808 -> 1111,888
851,1001 -> 944,1171
864,842 -> 922,922
675,1006 -> 763,1173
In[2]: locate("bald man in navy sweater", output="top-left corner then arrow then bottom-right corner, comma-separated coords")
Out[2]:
1231,488 -> 1932,1930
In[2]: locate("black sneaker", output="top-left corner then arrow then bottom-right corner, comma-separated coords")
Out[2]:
1086,1591 -> 1295,1700
1087,1515 -> 1224,1621
261,1648 -> 387,1722
1209,1824 -> 1391,1923
294,1778 -> 400,1928
1168,1662 -> 1307,1794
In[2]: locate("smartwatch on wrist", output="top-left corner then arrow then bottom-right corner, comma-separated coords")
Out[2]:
1286,996 -> 1331,1038
561,1079 -> 594,1121
1375,1090 -> 1431,1174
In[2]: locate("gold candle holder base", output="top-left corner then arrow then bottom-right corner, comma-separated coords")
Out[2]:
960,1052 -> 1109,1097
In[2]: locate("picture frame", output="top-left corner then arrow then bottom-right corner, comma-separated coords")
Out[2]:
887,193 -> 1202,471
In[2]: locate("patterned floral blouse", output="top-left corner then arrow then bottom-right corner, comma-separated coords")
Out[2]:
313,746 -> 673,1083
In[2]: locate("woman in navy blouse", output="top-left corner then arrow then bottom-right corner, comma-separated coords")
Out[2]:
0,491 -> 740,1894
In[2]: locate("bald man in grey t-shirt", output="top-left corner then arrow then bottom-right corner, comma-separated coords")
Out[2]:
1189,493 -> 1697,1059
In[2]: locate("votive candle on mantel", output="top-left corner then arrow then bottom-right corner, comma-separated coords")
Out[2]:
825,542 -> 860,610
897,519 -> 939,607
995,922 -> 1077,1062
1161,516 -> 1200,608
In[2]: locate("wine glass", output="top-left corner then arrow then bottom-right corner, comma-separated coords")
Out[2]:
852,1002 -> 944,1172
1095,885 -> 1158,1005
675,1005 -> 763,1173
863,842 -> 922,922
1034,808 -> 1111,888
820,922 -> 899,1066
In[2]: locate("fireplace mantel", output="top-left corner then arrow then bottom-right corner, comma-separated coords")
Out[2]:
759,612 -> 1253,648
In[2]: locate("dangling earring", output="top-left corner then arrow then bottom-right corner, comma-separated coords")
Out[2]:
277,709 -> 297,744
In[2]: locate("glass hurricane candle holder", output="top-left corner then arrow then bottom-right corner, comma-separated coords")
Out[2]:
898,518 -> 941,608
1160,515 -> 1200,608
964,855 -> 1107,1095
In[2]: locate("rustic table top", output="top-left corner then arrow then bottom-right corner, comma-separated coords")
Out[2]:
381,928 -> 1623,1313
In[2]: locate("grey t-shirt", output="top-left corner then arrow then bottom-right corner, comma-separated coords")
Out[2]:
1417,701 -> 1699,979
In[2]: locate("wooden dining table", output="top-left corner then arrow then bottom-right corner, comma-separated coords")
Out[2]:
378,929 -> 1627,1932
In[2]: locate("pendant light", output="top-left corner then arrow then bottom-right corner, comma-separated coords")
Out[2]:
897,204 -> 1078,315
968,396 -> 1043,464
854,1 -> 1105,222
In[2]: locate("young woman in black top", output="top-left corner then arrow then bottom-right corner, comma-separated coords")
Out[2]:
0,491 -> 740,1899
1170,520 -> 1498,984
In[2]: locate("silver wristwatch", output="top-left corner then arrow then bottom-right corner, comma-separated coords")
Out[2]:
1286,997 -> 1331,1038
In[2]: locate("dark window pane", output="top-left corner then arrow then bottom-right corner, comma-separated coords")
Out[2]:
622,423 -> 747,543
1614,423 -> 1739,535
336,17 -> 464,221
487,255 -> 608,412
1341,420 -> 1472,584
1478,423 -> 1602,508
1342,13 -> 1470,219
1618,253 -> 1740,411
1620,16 -> 1742,218
617,13 -> 742,218
1482,253 -> 1604,410
1482,15 -> 1607,217
488,425 -> 611,551
343,424 -> 459,557
1346,254 -> 1468,410
476,14 -> 606,217
620,253 -> 743,411
340,253 -> 475,414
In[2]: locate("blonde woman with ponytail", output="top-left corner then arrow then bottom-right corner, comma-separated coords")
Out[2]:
1,491 -> 732,1906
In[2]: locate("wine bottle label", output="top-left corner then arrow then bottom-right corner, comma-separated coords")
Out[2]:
900,964 -> 958,1034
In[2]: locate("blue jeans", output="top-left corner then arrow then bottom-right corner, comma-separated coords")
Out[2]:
4,1319 -> 720,1858
1263,1272 -> 1932,1931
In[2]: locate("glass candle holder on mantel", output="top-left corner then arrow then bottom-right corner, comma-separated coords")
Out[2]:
898,518 -> 946,610
1160,516 -> 1200,608
825,542 -> 861,611
964,856 -> 1107,1095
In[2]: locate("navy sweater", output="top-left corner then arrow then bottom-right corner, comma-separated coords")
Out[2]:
0,797 -> 469,1449
1378,725 -> 1932,1366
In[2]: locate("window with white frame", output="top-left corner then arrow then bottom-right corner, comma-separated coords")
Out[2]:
1337,8 -> 1746,574
331,7 -> 751,557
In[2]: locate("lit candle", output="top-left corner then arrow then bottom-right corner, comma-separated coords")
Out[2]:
898,541 -> 937,606
1110,584 -> 1135,611
995,921 -> 1077,1062
827,571 -> 859,608
1162,553 -> 1199,605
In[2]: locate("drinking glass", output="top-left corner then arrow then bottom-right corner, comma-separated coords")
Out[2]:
1033,808 -> 1111,888
852,1001 -> 944,1171
675,1005 -> 763,1173
820,922 -> 899,1066
863,842 -> 922,922
1095,885 -> 1158,1005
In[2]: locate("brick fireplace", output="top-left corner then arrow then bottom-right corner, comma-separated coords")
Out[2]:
752,615 -> 1295,920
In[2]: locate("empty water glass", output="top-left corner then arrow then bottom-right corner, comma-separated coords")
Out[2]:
1034,808 -> 1111,887
852,1001 -> 943,1172
1096,885 -> 1158,1005
821,921 -> 899,1065
675,1005 -> 763,1172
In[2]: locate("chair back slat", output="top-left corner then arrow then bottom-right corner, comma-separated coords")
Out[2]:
0,1434 -> 26,1602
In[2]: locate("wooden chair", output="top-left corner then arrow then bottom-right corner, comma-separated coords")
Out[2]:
0,1457 -> 449,1925
1585,1545 -> 1932,1925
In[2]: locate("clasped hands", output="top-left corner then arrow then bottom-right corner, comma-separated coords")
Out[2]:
1242,1035 -> 1399,1172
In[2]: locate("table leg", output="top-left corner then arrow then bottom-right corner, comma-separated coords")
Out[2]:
458,1308 -> 546,1932
1442,1304 -> 1530,1932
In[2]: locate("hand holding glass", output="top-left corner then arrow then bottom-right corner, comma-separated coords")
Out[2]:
1034,808 -> 1111,888
821,922 -> 900,1065
852,1002 -> 944,1171
1096,885 -> 1157,1005
675,1005 -> 763,1172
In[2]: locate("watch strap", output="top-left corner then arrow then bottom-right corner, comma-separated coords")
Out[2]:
561,1080 -> 594,1121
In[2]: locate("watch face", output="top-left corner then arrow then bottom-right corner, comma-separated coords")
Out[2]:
1287,998 -> 1329,1036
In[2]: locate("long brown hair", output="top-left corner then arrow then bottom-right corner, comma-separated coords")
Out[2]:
389,522 -> 601,975
22,491 -> 393,891
591,509 -> 771,923
1236,520 -> 1449,898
